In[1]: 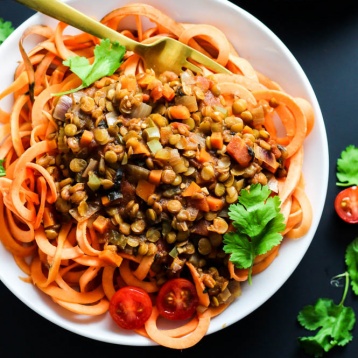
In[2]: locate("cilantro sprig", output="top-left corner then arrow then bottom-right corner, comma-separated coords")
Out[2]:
58,38 -> 125,95
223,184 -> 286,283
297,237 -> 358,357
297,272 -> 355,357
0,18 -> 14,45
296,145 -> 358,356
336,144 -> 358,187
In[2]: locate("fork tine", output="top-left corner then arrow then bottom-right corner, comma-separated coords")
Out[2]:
188,50 -> 231,74
182,60 -> 203,74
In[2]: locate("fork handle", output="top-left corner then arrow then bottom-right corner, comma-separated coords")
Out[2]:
15,0 -> 142,53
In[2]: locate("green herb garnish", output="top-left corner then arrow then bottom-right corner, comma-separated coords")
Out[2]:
346,237 -> 358,295
58,38 -> 125,95
223,184 -> 286,284
297,272 -> 355,357
0,18 -> 14,45
336,144 -> 358,186
0,159 -> 6,177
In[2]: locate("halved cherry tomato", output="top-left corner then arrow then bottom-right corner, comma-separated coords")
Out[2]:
156,278 -> 199,321
109,286 -> 152,330
334,186 -> 358,223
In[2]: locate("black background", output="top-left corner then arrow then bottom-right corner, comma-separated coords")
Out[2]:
1,0 -> 358,357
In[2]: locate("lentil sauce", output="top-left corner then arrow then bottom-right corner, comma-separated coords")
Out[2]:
51,68 -> 287,307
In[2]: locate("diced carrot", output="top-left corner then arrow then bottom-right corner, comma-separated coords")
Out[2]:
196,146 -> 212,163
101,195 -> 110,207
167,105 -> 190,120
137,73 -> 156,88
151,84 -> 164,102
162,83 -> 175,101
148,169 -> 163,185
121,76 -> 137,91
160,126 -> 172,145
187,196 -> 210,212
210,131 -> 223,150
99,249 -> 123,267
80,130 -> 94,146
182,181 -> 201,197
226,135 -> 252,167
126,137 -> 150,156
92,215 -> 110,234
136,179 -> 156,202
134,141 -> 150,156
207,195 -> 225,211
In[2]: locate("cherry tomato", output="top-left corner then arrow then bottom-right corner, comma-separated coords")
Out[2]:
334,186 -> 358,223
109,286 -> 152,330
156,278 -> 199,321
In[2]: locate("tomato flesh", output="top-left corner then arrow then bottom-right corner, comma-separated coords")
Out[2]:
334,186 -> 358,223
156,278 -> 199,321
109,286 -> 152,330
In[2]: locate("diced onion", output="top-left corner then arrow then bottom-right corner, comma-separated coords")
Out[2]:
130,102 -> 152,118
53,95 -> 73,120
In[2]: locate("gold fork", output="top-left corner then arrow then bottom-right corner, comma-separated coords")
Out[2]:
16,0 -> 231,75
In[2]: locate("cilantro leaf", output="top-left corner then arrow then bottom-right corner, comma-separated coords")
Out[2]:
336,144 -> 358,186
228,184 -> 280,238
297,297 -> 355,357
222,231 -> 254,269
223,184 -> 286,280
345,237 -> 358,295
0,159 -> 5,177
0,18 -> 14,45
60,39 -> 125,95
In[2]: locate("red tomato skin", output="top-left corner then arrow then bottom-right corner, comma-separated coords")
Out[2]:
334,186 -> 358,224
156,278 -> 199,321
109,286 -> 152,330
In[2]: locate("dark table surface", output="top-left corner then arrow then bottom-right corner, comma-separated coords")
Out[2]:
1,0 -> 358,357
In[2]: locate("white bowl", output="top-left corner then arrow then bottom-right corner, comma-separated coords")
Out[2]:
0,0 -> 328,346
